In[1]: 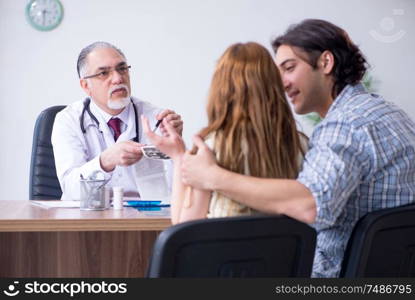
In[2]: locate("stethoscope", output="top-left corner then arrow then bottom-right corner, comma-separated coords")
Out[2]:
80,98 -> 140,142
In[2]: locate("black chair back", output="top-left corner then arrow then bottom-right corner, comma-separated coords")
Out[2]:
341,204 -> 415,277
29,105 -> 66,200
147,214 -> 316,277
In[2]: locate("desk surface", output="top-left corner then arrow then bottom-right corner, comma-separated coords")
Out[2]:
0,200 -> 171,232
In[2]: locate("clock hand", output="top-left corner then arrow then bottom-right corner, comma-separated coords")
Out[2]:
41,9 -> 46,26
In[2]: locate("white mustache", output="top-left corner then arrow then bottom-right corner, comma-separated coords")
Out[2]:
108,84 -> 129,97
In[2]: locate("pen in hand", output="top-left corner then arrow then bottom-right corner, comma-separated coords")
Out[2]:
153,118 -> 163,132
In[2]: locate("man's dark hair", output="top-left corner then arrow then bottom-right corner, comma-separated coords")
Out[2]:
272,19 -> 367,97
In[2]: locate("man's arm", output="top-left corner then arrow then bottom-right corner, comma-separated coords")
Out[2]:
52,108 -> 143,199
51,109 -> 106,200
181,135 -> 316,224
100,140 -> 144,172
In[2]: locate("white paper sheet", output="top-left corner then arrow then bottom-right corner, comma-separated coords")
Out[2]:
30,200 -> 80,208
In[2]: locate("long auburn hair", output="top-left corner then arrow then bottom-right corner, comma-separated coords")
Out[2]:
197,42 -> 305,179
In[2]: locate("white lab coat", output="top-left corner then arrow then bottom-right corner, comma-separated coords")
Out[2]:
51,97 -> 172,200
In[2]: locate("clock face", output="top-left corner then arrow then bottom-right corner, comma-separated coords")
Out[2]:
26,0 -> 64,31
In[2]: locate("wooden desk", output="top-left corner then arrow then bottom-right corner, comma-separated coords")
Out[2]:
0,200 -> 172,278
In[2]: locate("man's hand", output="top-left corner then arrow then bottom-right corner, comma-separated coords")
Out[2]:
181,135 -> 219,190
156,109 -> 183,136
100,140 -> 144,172
141,116 -> 185,160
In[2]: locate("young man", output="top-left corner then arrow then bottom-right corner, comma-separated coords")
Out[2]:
52,41 -> 183,200
179,19 -> 415,277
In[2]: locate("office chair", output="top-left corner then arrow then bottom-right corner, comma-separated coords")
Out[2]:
29,105 -> 66,200
341,204 -> 415,277
147,214 -> 316,277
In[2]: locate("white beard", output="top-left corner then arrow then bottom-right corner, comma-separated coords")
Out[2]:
107,84 -> 130,109
107,97 -> 130,109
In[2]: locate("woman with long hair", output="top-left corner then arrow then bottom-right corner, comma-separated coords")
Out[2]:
142,42 -> 306,224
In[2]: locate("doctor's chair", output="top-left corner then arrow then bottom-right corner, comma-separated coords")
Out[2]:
341,203 -> 415,277
147,214 -> 316,277
29,105 -> 66,200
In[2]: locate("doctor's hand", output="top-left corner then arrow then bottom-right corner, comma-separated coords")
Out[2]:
156,109 -> 183,136
100,141 -> 144,172
141,115 -> 185,160
181,135 -> 219,191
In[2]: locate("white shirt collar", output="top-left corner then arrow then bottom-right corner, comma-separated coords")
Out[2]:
89,99 -> 131,126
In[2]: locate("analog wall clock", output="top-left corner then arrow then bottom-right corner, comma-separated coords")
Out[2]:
26,0 -> 64,31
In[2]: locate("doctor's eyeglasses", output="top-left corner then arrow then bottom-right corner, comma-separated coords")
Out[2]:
83,65 -> 131,80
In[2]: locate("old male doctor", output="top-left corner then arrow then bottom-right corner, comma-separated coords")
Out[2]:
51,41 -> 183,200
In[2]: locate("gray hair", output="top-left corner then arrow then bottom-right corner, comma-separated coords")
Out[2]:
77,41 -> 126,78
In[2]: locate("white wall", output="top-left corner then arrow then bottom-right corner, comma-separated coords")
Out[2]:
0,0 -> 414,200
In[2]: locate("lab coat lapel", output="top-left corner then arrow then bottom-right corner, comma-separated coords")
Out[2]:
118,102 -> 137,142
89,101 -> 116,147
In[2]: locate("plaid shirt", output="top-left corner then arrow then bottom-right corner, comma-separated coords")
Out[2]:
298,83 -> 415,277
